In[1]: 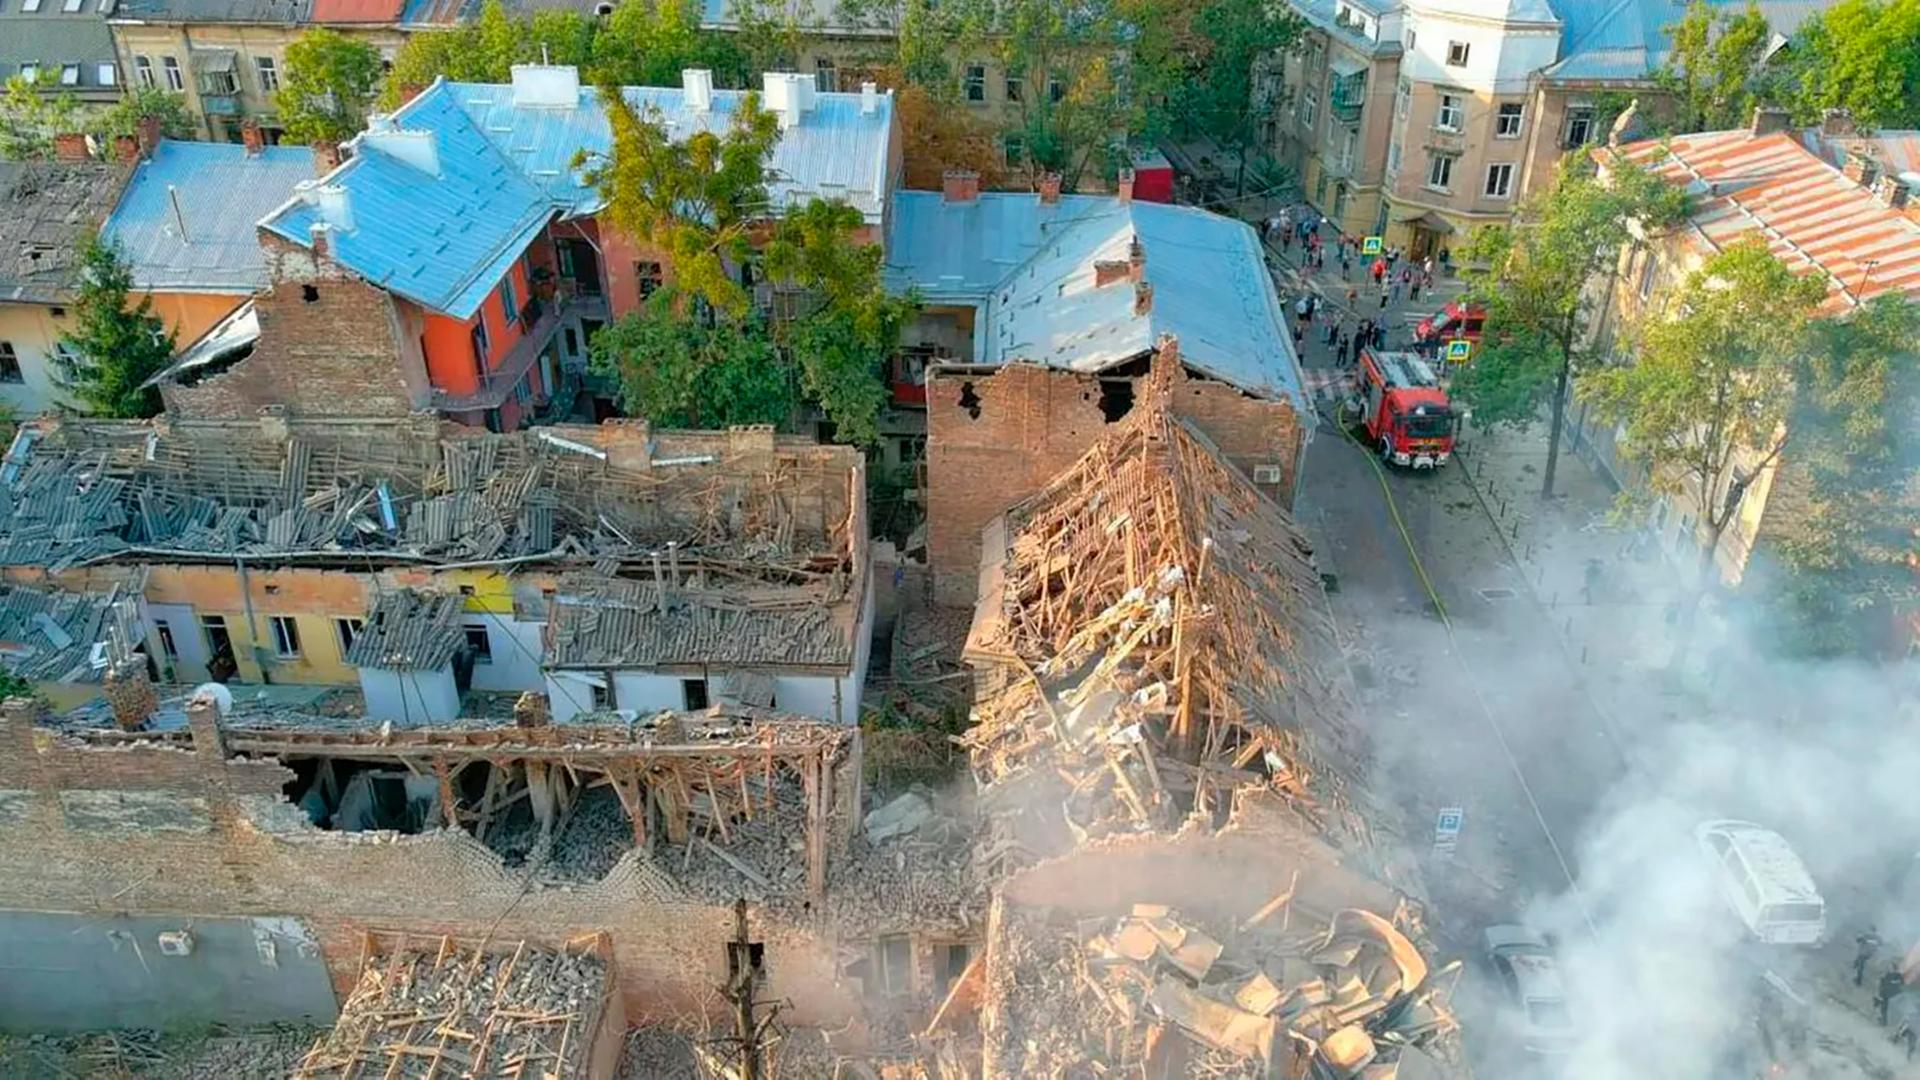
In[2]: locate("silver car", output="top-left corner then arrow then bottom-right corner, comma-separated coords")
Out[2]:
1484,924 -> 1575,1055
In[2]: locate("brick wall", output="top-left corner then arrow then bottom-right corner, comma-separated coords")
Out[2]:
925,361 -> 1304,606
161,234 -> 424,421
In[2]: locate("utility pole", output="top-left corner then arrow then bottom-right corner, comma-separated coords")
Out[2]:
726,898 -> 762,1080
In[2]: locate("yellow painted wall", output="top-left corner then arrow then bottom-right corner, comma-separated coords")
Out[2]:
0,302 -> 77,416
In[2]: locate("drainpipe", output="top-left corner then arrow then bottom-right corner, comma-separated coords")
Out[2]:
234,555 -> 269,684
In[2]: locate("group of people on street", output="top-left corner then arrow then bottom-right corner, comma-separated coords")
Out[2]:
1857,927 -> 1918,1060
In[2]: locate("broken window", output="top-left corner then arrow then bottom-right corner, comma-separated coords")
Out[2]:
301,284 -> 319,303
270,616 -> 301,658
1097,379 -> 1134,422
634,261 -> 663,300
876,935 -> 912,995
201,615 -> 235,679
154,619 -> 178,660
683,678 -> 709,710
935,942 -> 971,999
334,617 -> 364,656
463,624 -> 492,664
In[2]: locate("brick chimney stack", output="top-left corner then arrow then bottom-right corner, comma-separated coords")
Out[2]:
240,118 -> 265,156
1750,105 -> 1791,137
114,135 -> 141,164
103,659 -> 158,731
53,133 -> 89,162
1128,235 -> 1144,280
1038,172 -> 1062,204
942,169 -> 980,204
136,114 -> 161,156
1821,108 -> 1855,137
1843,150 -> 1880,188
1116,167 -> 1135,204
313,140 -> 343,177
1133,280 -> 1153,316
309,222 -> 331,261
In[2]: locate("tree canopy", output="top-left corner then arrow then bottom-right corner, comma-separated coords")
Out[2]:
89,87 -> 197,145
55,236 -> 175,419
1453,156 -> 1689,497
0,72 -> 80,161
1779,0 -> 1920,129
278,28 -> 385,146
1658,0 -> 1774,132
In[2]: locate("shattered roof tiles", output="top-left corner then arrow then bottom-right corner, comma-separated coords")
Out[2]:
344,589 -> 467,671
0,160 -> 131,303
545,572 -> 854,671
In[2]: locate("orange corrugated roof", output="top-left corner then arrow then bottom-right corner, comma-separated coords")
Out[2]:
1608,129 -> 1920,314
309,0 -> 403,21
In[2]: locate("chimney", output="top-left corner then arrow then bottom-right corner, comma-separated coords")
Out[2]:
1843,149 -> 1879,188
1127,234 -> 1144,280
1038,172 -> 1061,204
1116,167 -> 1135,204
1821,108 -> 1855,137
136,114 -> 161,156
1093,258 -> 1130,287
361,122 -> 439,177
683,68 -> 713,113
1750,105 -> 1791,137
1872,173 -> 1911,210
240,117 -> 264,156
309,221 -> 331,260
103,658 -> 158,732
313,183 -> 354,231
942,169 -> 980,204
509,63 -> 582,108
114,135 -> 140,164
53,132 -> 89,163
762,71 -> 813,129
396,82 -> 426,107
860,80 -> 878,115
313,140 -> 343,177
1133,280 -> 1153,316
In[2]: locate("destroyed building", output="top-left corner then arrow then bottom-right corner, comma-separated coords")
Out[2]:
0,414 -> 872,724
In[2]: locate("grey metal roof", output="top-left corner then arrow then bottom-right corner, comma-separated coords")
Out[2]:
110,0 -> 311,23
545,572 -> 854,671
0,14 -> 120,97
886,191 -> 1308,409
103,140 -> 316,293
346,589 -> 466,671
0,159 -> 132,304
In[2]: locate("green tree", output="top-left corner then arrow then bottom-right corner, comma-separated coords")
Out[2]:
89,86 -> 197,145
1578,242 -> 1828,657
1453,155 -> 1688,498
838,0 -> 969,90
591,0 -> 745,87
384,0 -> 597,106
0,72 -> 81,160
589,291 -> 794,427
984,0 -> 1135,187
278,28 -> 384,146
55,236 -> 175,418
1135,0 -> 1304,196
1658,0 -> 1774,132
579,85 -> 781,315
1780,0 -> 1920,130
1764,295 -> 1920,656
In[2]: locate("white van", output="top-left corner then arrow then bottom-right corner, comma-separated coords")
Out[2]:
1695,820 -> 1826,945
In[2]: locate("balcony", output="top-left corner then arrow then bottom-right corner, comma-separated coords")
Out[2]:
1330,69 -> 1366,124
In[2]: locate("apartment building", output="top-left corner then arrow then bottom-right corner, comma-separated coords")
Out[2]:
1270,0 -> 1405,240
0,0 -> 123,110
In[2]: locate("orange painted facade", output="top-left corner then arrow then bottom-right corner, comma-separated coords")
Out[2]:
421,256 -> 535,397
146,291 -> 249,353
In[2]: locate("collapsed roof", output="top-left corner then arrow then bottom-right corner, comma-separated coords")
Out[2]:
961,340 -> 1364,871
0,579 -> 145,684
0,160 -> 130,305
345,588 -> 466,672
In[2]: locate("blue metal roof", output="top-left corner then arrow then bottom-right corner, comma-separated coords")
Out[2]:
1544,0 -> 1824,83
103,140 -> 313,294
444,77 -> 895,222
887,192 -> 1306,409
261,82 -> 556,319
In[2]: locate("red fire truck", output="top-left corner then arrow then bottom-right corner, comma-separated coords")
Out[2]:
1414,301 -> 1487,356
1357,348 -> 1457,468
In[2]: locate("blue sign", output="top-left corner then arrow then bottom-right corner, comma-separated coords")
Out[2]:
1435,807 -> 1464,842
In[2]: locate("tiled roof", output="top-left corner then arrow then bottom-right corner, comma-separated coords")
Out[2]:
310,0 -> 404,20
1542,0 -> 1823,83
1606,128 -> 1920,313
0,160 -> 131,304
886,192 -> 1308,409
346,589 -> 466,671
103,141 -> 315,294
545,572 -> 855,671
261,70 -> 897,318
261,84 -> 557,319
0,581 -> 144,684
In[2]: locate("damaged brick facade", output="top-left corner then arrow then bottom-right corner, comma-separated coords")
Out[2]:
160,233 -> 428,422
925,355 -> 1306,606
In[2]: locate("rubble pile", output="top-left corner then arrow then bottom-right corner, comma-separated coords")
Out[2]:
988,902 -> 1459,1079
294,937 -> 613,1079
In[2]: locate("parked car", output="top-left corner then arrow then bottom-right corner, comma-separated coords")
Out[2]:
1483,924 -> 1574,1055
1694,820 -> 1826,945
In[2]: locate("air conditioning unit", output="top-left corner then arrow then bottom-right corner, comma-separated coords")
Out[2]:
157,930 -> 195,957
1252,464 -> 1284,485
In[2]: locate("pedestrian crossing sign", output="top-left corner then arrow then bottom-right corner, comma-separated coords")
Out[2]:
1445,338 -> 1473,363
1362,235 -> 1384,255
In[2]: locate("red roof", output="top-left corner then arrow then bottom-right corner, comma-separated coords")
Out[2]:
309,0 -> 404,22
1605,130 -> 1920,314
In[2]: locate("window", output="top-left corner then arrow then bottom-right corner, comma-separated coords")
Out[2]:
683,678 -> 709,710
1301,90 -> 1316,128
1437,93 -> 1463,132
135,55 -> 154,87
1446,40 -> 1470,67
876,935 -> 911,995
813,56 -> 836,92
1002,131 -> 1024,166
154,620 -> 178,660
19,64 -> 39,83
201,615 -> 233,664
964,63 -> 985,103
1566,106 -> 1595,147
0,342 -> 19,384
1404,28 -> 1416,51
1496,102 -> 1524,138
301,284 -> 319,303
500,275 -> 519,325
63,0 -> 83,10
334,617 -> 363,655
513,371 -> 532,407
255,55 -> 278,92
634,260 -> 662,299
1004,72 -> 1022,102
97,63 -> 116,86
20,0 -> 42,10
1484,162 -> 1514,198
463,625 -> 492,663
270,616 -> 301,659
162,56 -> 183,92
563,326 -> 579,356
1048,75 -> 1064,103
203,66 -> 237,95
1637,250 -> 1658,299
60,64 -> 80,86
471,318 -> 490,365
1387,139 -> 1402,175
1339,128 -> 1356,172
1395,80 -> 1410,120
1426,152 -> 1457,191
590,681 -> 611,709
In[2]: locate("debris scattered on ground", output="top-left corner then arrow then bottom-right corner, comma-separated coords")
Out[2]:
0,1024 -> 320,1080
